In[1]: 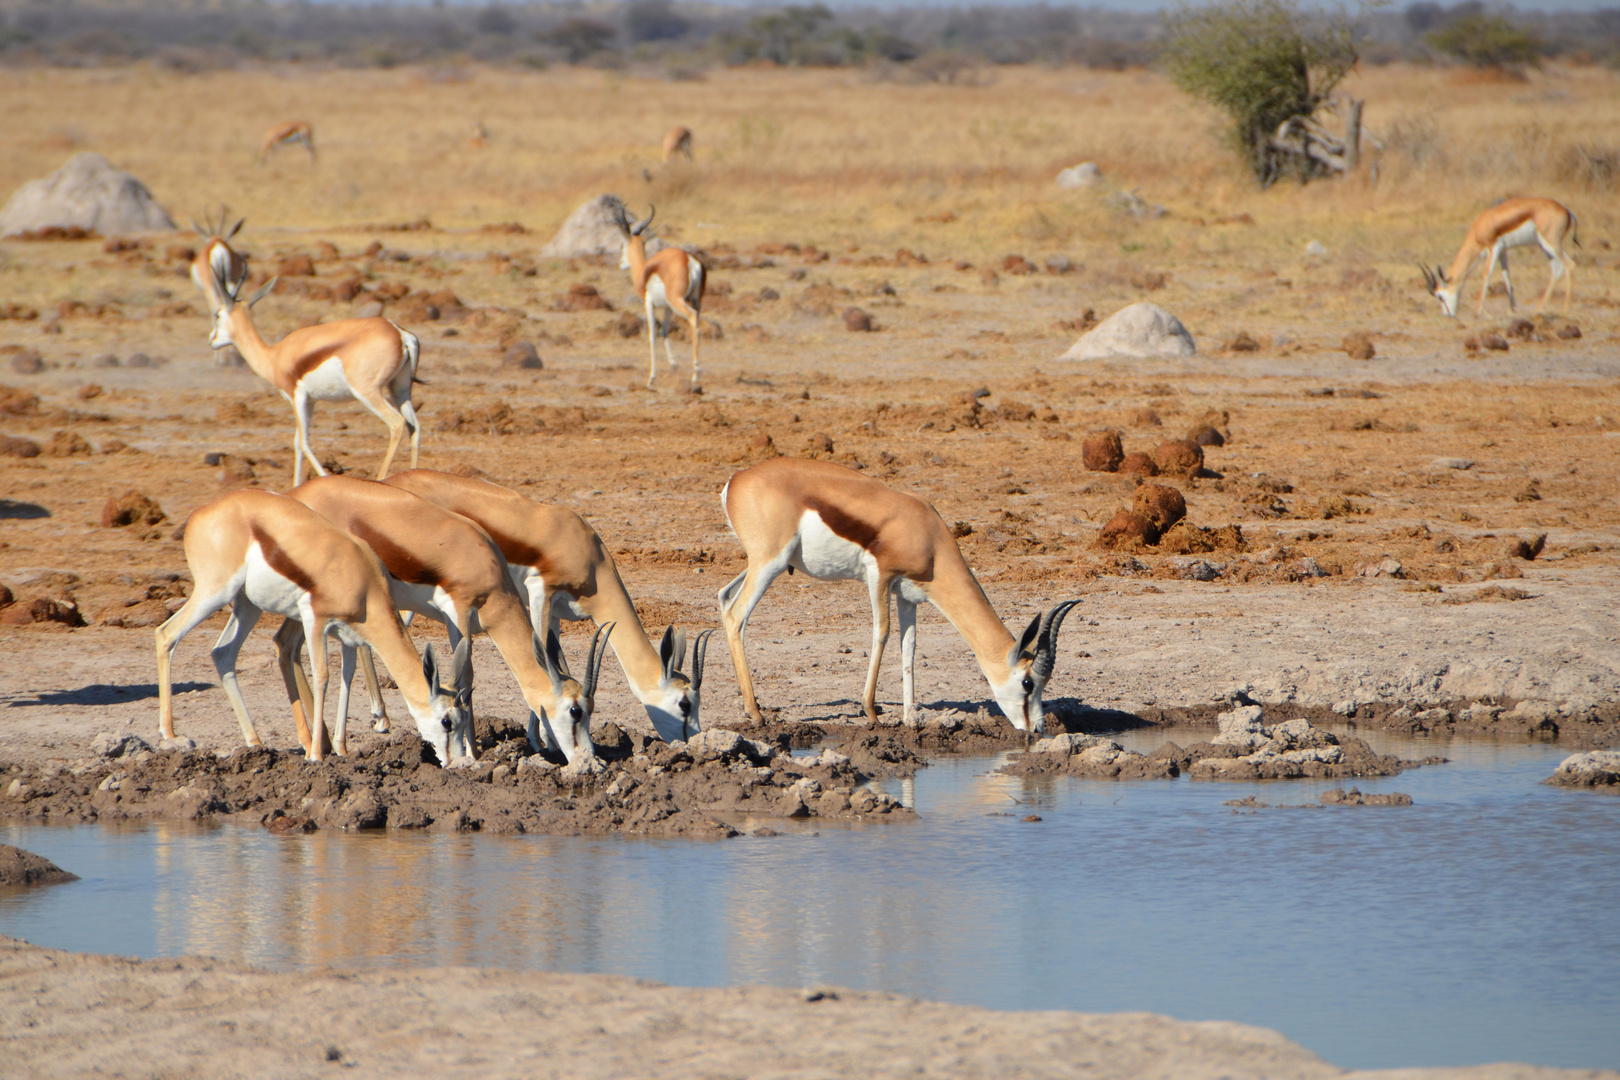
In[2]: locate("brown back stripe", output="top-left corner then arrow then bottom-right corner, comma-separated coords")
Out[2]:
805,496 -> 880,553
349,518 -> 439,588
251,523 -> 316,592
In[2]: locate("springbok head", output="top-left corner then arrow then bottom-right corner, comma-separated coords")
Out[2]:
206,245 -> 276,351
614,203 -> 656,269
530,624 -> 614,766
419,640 -> 476,766
993,600 -> 1081,742
189,207 -> 246,313
644,625 -> 713,744
1420,263 -> 1460,318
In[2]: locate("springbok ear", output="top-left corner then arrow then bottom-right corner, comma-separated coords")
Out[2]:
208,243 -> 234,289
1016,613 -> 1041,658
228,217 -> 245,239
245,276 -> 278,308
659,625 -> 677,676
1435,264 -> 1450,284
422,643 -> 441,689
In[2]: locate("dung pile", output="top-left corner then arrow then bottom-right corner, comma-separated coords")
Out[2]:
0,726 -> 908,838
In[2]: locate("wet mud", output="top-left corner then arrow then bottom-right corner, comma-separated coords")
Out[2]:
0,843 -> 77,886
0,724 -> 907,837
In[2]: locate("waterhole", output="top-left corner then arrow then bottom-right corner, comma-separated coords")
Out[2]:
3,731 -> 1616,1071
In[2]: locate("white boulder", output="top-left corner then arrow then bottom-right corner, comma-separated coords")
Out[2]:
1061,303 -> 1196,361
0,153 -> 175,237
1056,162 -> 1102,189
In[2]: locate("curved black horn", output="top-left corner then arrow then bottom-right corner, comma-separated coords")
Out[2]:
535,629 -> 567,691
632,204 -> 655,236
1032,599 -> 1081,684
690,629 -> 714,694
583,622 -> 615,704
1419,263 -> 1436,292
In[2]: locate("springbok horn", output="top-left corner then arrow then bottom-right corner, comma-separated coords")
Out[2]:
245,277 -> 277,308
451,636 -> 473,694
534,629 -> 567,692
1032,600 -> 1081,684
582,622 -> 615,705
632,204 -> 656,236
690,629 -> 714,694
1419,264 -> 1436,291
190,217 -> 206,238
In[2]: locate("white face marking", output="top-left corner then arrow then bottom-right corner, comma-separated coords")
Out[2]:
795,510 -> 873,582
991,663 -> 1044,735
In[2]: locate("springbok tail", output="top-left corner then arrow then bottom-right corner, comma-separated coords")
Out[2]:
1569,209 -> 1582,249
392,322 -> 425,384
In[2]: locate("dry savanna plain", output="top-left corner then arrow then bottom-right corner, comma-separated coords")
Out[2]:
1,60 -> 1619,1078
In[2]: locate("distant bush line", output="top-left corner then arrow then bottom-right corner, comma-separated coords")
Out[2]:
0,1 -> 1615,72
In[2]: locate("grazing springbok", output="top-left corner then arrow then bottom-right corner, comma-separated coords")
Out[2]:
614,203 -> 707,389
662,125 -> 693,163
187,207 -> 246,313
718,457 -> 1079,735
204,244 -> 421,486
259,121 -> 316,165
154,489 -> 471,765
279,475 -> 609,765
1422,197 -> 1579,317
384,469 -> 713,744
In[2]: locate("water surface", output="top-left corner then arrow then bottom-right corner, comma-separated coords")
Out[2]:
4,732 -> 1617,1071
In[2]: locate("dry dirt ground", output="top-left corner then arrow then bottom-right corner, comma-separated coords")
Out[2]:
2,935 -> 1614,1080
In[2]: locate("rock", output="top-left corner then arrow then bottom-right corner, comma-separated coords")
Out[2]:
1547,750 -> 1620,787
1429,457 -> 1474,471
1097,509 -> 1158,548
0,153 -> 175,237
0,844 -> 78,886
1044,255 -> 1074,274
1062,303 -> 1195,361
1342,331 -> 1376,360
1032,733 -> 1111,756
1212,704 -> 1267,748
1185,423 -> 1224,447
1505,533 -> 1546,560
159,736 -> 196,753
9,351 -> 44,375
1152,439 -> 1203,475
1305,240 -> 1327,256
0,383 -> 39,415
1055,162 -> 1102,189
539,194 -> 627,258
1176,558 -> 1222,582
1080,430 -> 1123,472
842,307 -> 874,332
100,490 -> 166,528
685,728 -> 745,762
92,731 -> 154,758
45,430 -> 92,457
1479,333 -> 1510,351
1133,483 -> 1186,530
502,342 -> 543,370
1117,451 -> 1158,476
0,435 -> 41,458
1320,787 -> 1412,806
0,597 -> 83,626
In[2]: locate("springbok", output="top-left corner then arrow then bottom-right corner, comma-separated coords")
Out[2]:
718,457 -> 1078,735
383,468 -> 713,744
187,206 -> 246,313
154,489 -> 472,765
662,125 -> 693,163
614,203 -> 707,389
279,475 -> 609,765
204,244 -> 421,486
260,121 -> 316,165
1422,197 -> 1579,318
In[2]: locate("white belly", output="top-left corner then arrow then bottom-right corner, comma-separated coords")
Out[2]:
302,357 -> 357,402
794,511 -> 874,582
389,579 -> 459,629
242,543 -> 310,618
1496,219 -> 1540,253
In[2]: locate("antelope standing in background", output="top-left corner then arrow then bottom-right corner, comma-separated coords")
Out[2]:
384,469 -> 713,744
615,203 -> 707,389
205,244 -> 422,486
280,475 -> 610,765
1422,197 -> 1579,317
662,125 -> 693,163
154,489 -> 472,765
719,458 -> 1079,735
187,206 -> 246,313
260,120 -> 316,165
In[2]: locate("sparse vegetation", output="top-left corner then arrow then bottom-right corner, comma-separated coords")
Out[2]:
1425,11 -> 1543,69
1160,0 -> 1360,186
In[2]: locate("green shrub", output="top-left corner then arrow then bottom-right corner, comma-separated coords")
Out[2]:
1425,13 -> 1542,69
1161,0 -> 1359,185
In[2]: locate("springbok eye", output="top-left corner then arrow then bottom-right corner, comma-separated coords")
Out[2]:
569,705 -> 583,721
679,698 -> 691,715
1022,676 -> 1034,693
440,717 -> 453,732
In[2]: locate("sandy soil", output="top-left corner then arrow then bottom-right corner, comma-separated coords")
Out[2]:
0,934 -> 1611,1080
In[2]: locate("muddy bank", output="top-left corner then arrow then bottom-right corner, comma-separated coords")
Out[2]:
0,844 -> 76,886
0,725 -> 907,837
999,709 -> 1439,783
9,936 -> 1607,1080
1545,750 -> 1620,789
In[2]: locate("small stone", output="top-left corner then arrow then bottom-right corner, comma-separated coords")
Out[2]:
1342,331 -> 1376,360
502,341 -> 543,369
842,307 -> 873,332
1429,457 -> 1473,471
1305,240 -> 1327,256
92,731 -> 153,758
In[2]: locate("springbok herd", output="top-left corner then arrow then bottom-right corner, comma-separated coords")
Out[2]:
158,137 -> 1583,768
